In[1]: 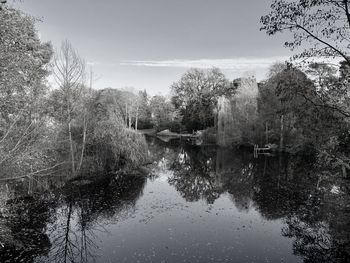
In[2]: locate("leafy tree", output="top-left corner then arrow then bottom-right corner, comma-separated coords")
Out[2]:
95,88 -> 149,130
258,64 -> 345,151
261,1 -> 350,160
136,90 -> 152,129
261,0 -> 350,65
0,6 -> 54,177
0,7 -> 52,124
306,62 -> 337,89
259,66 -> 312,148
150,95 -> 178,131
171,68 -> 235,131
119,87 -> 138,129
267,62 -> 287,78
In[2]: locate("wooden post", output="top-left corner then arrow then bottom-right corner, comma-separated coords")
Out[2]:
254,144 -> 258,158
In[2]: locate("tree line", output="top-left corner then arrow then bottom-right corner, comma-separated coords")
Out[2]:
1,0 -> 350,179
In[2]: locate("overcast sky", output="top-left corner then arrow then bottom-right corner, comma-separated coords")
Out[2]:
14,0 -> 292,94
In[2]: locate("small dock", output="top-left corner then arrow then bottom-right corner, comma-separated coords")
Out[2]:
253,144 -> 273,158
155,129 -> 201,145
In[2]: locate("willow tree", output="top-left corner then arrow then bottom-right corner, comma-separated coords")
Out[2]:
53,40 -> 85,176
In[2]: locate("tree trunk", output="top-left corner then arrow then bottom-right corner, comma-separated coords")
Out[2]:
279,114 -> 284,150
67,102 -> 75,176
77,115 -> 87,172
128,111 -> 132,129
68,120 -> 75,176
64,202 -> 73,263
125,103 -> 128,126
214,105 -> 218,129
265,122 -> 269,144
342,165 -> 347,178
135,105 -> 139,131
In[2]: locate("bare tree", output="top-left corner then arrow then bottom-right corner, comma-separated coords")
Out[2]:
53,40 -> 85,176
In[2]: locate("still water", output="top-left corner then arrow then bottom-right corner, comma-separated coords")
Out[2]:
0,137 -> 349,262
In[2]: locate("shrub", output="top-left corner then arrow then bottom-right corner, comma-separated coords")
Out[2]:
90,119 -> 148,172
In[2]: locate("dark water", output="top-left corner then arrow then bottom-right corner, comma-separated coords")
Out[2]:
0,138 -> 349,263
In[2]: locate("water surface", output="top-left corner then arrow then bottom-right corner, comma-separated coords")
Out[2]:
0,138 -> 349,262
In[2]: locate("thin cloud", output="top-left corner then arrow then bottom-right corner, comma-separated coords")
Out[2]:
120,57 -> 290,71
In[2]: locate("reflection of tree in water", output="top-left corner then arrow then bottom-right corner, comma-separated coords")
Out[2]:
156,137 -> 350,261
253,154 -> 350,262
46,175 -> 146,263
217,148 -> 257,212
166,143 -> 257,207
168,145 -> 223,204
0,193 -> 57,263
279,181 -> 350,263
0,174 -> 146,263
252,155 -> 319,220
147,137 -> 181,177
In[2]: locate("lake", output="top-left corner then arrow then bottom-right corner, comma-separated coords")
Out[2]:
0,137 -> 349,263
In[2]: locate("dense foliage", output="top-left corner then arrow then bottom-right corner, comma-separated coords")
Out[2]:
260,0 -> 350,64
260,0 -> 350,174
171,68 -> 236,131
0,6 -> 54,177
0,6 -> 149,179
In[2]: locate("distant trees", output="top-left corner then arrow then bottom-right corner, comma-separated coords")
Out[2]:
171,68 -> 235,131
136,90 -> 152,130
96,88 -> 152,130
121,88 -> 138,129
257,63 -> 347,152
90,89 -> 181,133
150,95 -> 180,131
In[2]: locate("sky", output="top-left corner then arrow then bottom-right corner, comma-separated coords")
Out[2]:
13,0 -> 292,95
